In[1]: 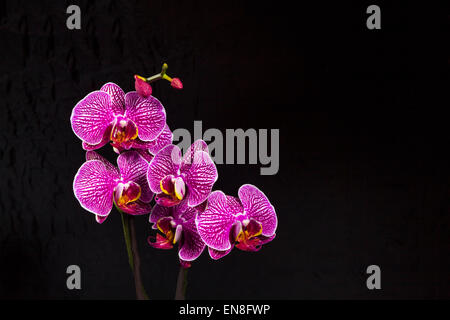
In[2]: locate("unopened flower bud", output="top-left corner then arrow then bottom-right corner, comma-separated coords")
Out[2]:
134,75 -> 152,97
170,78 -> 183,90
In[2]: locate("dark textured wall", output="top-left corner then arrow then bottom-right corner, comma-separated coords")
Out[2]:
0,0 -> 447,299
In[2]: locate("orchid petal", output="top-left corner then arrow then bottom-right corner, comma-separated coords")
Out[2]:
180,140 -> 209,174
73,160 -> 118,216
85,150 -> 119,176
195,191 -> 236,251
238,184 -> 277,237
179,218 -> 205,261
82,125 -> 112,151
184,151 -> 218,207
147,124 -> 173,155
226,196 -> 244,216
176,200 -> 197,221
71,91 -> 114,145
100,82 -> 125,115
135,149 -> 155,163
193,200 -> 208,213
125,92 -> 166,142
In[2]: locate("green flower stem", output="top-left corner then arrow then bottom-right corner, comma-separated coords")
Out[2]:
116,203 -> 149,300
175,266 -> 188,300
145,73 -> 162,83
120,212 -> 134,271
145,63 -> 172,84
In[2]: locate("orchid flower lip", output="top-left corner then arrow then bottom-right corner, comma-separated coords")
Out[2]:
110,116 -> 139,144
114,180 -> 142,207
159,174 -> 186,204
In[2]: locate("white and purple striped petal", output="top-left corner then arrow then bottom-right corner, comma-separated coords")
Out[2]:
71,91 -> 115,145
183,151 -> 218,207
100,82 -> 126,115
175,200 -> 196,221
85,150 -> 120,176
195,191 -> 237,251
179,217 -> 205,261
180,139 -> 209,174
125,92 -> 166,142
226,196 -> 244,216
82,125 -> 112,151
73,160 -> 119,217
238,184 -> 277,237
146,124 -> 173,155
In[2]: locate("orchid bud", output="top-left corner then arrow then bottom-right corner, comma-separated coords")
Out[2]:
134,75 -> 152,97
170,78 -> 183,90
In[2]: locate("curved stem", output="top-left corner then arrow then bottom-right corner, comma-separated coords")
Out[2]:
128,215 -> 149,300
118,207 -> 149,300
120,212 -> 134,271
145,63 -> 172,83
145,73 -> 162,83
175,266 -> 188,300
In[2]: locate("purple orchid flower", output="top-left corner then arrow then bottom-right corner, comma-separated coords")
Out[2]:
148,200 -> 205,265
195,184 -> 277,260
147,140 -> 218,208
73,150 -> 153,223
70,82 -> 166,152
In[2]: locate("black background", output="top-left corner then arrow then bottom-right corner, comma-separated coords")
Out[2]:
0,0 -> 448,299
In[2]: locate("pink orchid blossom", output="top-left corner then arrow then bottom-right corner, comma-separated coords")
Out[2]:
147,140 -> 218,208
71,83 -> 166,152
196,184 -> 277,260
73,150 -> 153,223
148,200 -> 205,266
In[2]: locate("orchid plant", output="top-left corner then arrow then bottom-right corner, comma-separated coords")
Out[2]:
70,63 -> 278,300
